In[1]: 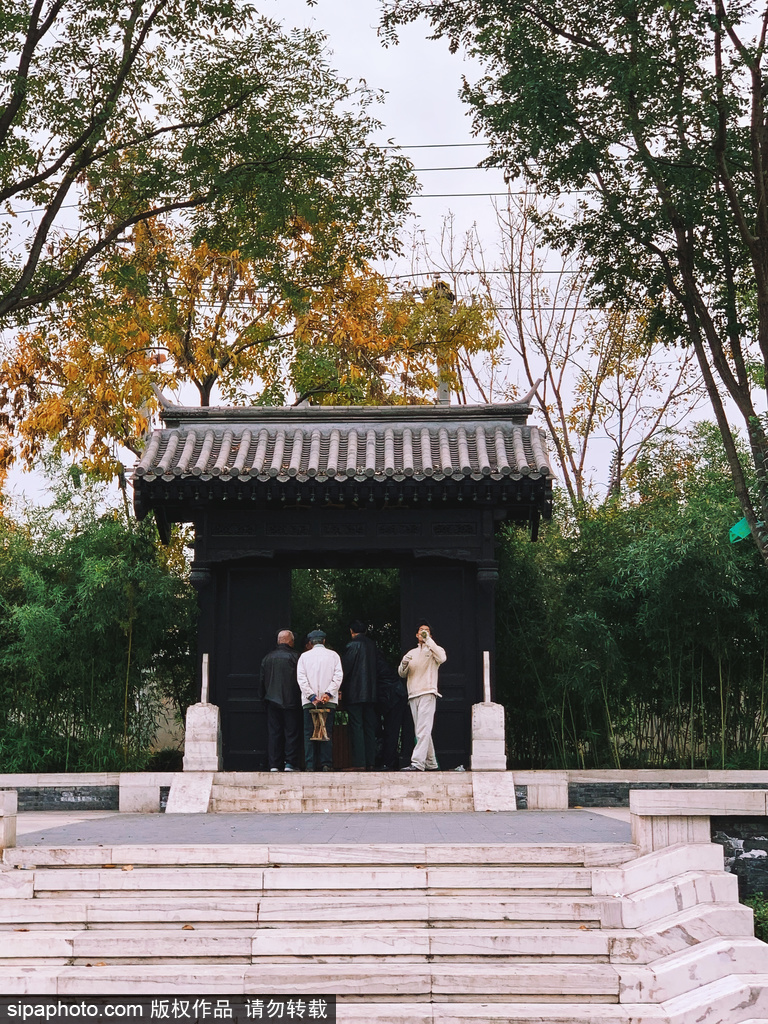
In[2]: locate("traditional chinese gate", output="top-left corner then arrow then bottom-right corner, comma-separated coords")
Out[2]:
133,401 -> 553,769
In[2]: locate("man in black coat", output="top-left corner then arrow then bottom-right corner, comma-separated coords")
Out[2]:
376,650 -> 409,770
341,619 -> 379,770
258,629 -> 301,772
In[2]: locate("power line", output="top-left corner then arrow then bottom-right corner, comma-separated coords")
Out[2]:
382,142 -> 491,149
412,166 -> 497,172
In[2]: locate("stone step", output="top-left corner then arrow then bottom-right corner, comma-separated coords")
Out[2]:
606,869 -> 739,928
213,772 -> 475,789
336,1007 -> 657,1023
592,842 -> 726,896
4,969 -> 767,1024
23,865 -> 596,896
248,925 -> 617,960
210,771 -> 476,813
657,972 -> 768,1023
3,842 -> 637,869
608,902 -> 757,964
0,925 -> 626,963
0,961 -> 622,1000
618,935 -> 768,1003
0,894 -> 608,926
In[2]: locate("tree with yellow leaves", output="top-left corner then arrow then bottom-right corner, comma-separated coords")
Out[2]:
292,268 -> 502,406
0,220 -> 502,486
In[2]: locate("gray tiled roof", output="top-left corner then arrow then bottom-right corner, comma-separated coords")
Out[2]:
134,403 -> 553,484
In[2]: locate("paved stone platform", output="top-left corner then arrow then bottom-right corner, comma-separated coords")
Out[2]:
15,809 -> 631,846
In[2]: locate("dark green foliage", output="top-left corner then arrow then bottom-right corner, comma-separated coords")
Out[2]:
291,568 -> 400,668
0,0 -> 416,323
0,478 -> 195,771
381,0 -> 768,563
498,424 -> 768,768
744,893 -> 768,944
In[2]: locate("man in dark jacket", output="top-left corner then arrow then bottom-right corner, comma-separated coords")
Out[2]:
258,629 -> 301,772
341,619 -> 378,770
376,650 -> 409,770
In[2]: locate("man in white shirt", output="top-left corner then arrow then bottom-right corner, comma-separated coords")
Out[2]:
397,621 -> 447,772
297,629 -> 343,771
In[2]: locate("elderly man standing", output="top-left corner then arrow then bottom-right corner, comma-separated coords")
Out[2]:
297,629 -> 343,772
398,621 -> 447,772
257,629 -> 301,772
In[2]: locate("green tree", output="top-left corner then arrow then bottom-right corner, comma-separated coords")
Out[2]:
0,472 -> 195,771
496,423 -> 768,769
382,0 -> 768,562
0,0 -> 415,323
291,568 -> 401,666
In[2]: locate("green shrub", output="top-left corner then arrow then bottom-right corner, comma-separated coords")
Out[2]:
0,475 -> 196,772
744,893 -> 768,944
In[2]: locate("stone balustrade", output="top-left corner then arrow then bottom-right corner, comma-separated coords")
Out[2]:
630,789 -> 768,854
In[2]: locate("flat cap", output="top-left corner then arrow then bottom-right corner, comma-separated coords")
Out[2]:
307,629 -> 327,641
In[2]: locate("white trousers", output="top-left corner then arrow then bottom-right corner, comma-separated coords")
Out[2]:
409,693 -> 438,770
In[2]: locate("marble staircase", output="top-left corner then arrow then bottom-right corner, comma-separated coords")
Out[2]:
0,841 -> 767,1022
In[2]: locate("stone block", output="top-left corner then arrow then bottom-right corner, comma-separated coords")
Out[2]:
592,842 -> 725,896
0,790 -> 16,850
630,788 -> 768,816
165,772 -> 213,814
471,702 -> 504,738
471,771 -> 517,811
470,702 -> 506,771
618,936 -> 768,1003
526,781 -> 568,810
0,870 -> 33,898
182,703 -> 222,772
119,774 -> 161,813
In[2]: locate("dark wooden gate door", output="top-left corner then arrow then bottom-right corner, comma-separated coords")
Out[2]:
399,565 -> 476,769
213,565 -> 291,770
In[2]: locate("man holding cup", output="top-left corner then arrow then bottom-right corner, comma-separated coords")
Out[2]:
397,621 -> 446,772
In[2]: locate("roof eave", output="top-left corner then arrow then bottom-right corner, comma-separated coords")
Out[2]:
159,402 -> 534,428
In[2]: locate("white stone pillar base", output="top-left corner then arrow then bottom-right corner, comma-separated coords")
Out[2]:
471,702 -> 507,771
182,702 -> 222,772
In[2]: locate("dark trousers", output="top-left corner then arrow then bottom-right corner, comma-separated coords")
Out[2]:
379,695 -> 409,769
347,702 -> 377,768
303,704 -> 336,770
266,701 -> 303,770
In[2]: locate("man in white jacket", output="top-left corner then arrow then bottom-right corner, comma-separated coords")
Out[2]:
397,621 -> 447,772
297,630 -> 343,771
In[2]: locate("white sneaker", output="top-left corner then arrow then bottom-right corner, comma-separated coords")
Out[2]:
270,767 -> 280,773
284,764 -> 297,772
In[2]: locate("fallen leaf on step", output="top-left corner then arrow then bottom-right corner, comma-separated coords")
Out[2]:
182,924 -> 195,930
121,865 -> 133,872
95,962 -> 106,966
579,925 -> 588,931
103,865 -> 116,869
13,928 -> 29,932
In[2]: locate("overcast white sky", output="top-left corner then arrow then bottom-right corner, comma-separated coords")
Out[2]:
269,0 -> 509,261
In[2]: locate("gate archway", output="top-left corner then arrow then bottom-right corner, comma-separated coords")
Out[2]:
133,401 -> 553,769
